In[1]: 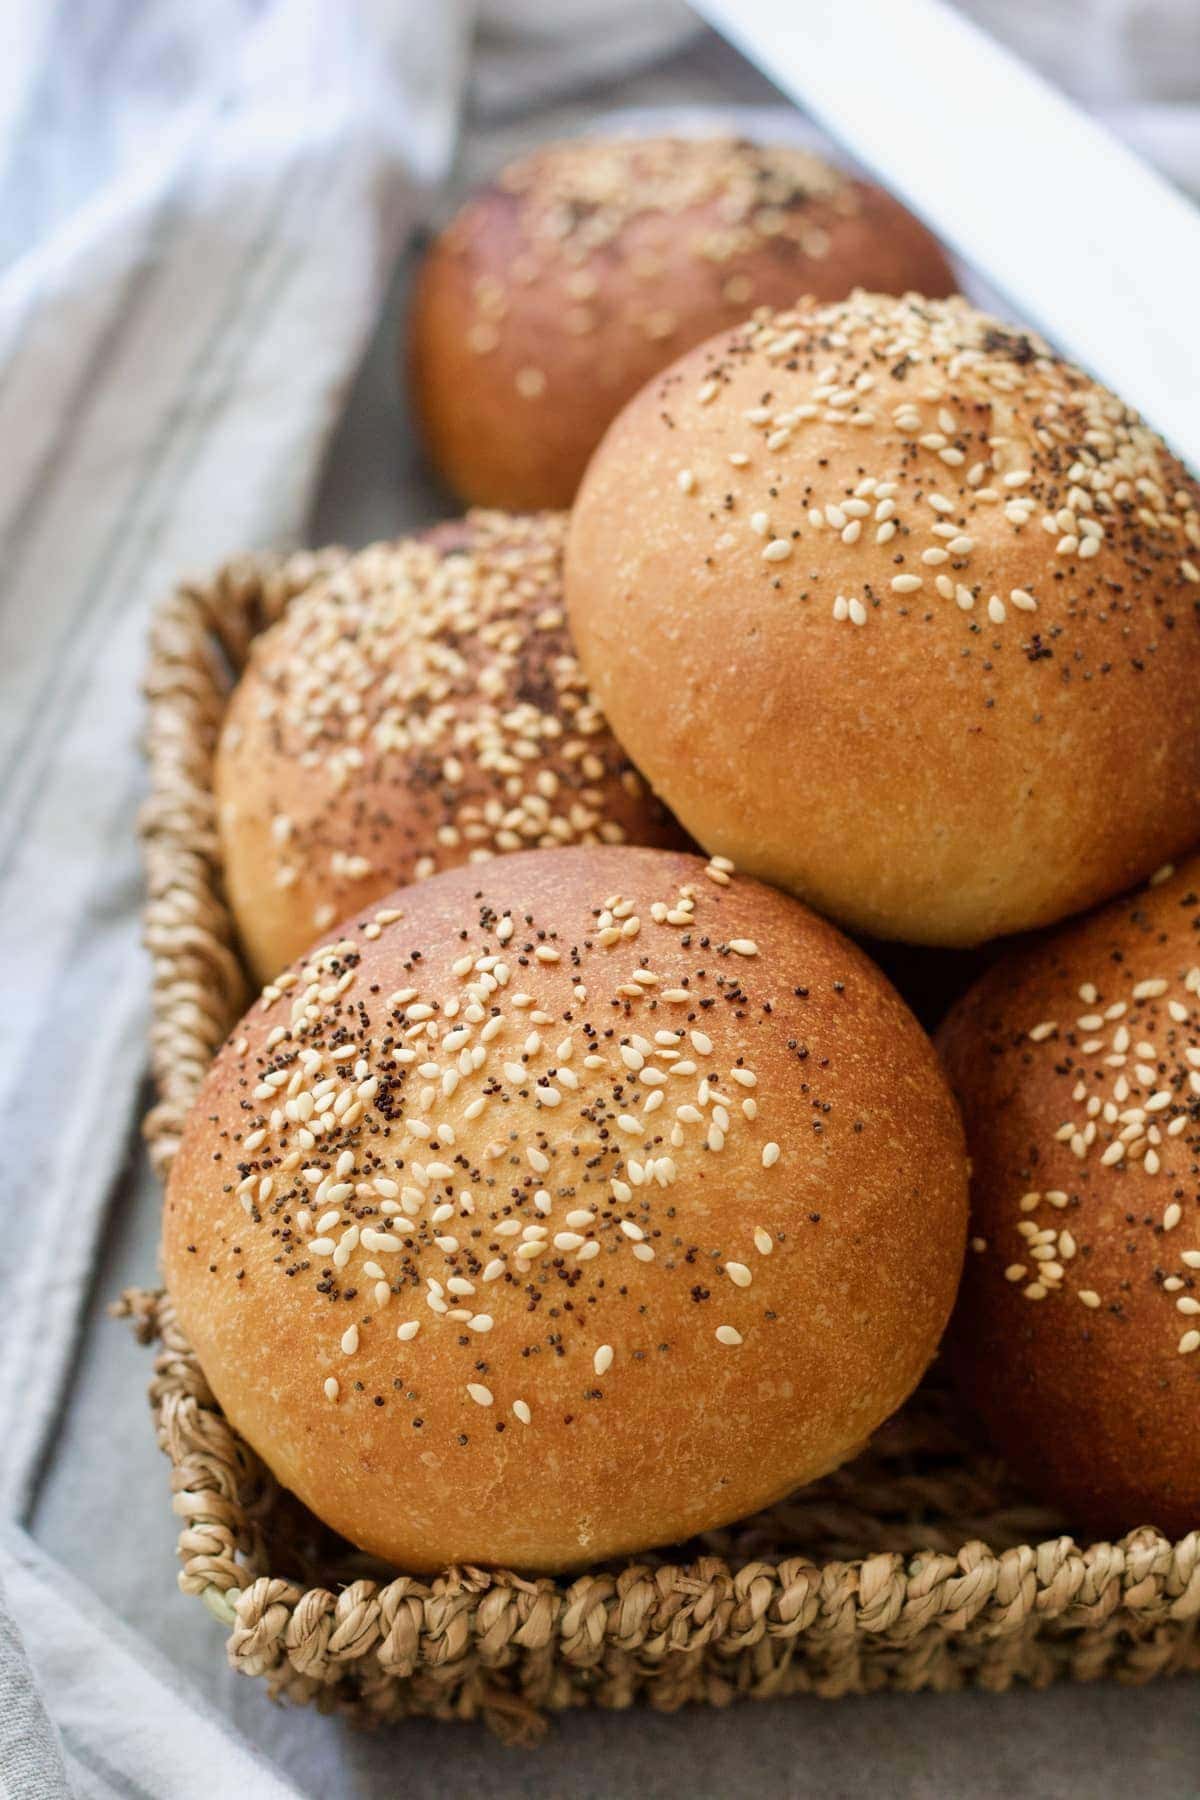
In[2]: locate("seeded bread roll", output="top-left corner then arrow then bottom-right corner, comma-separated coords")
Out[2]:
938,857 -> 1200,1539
216,511 -> 686,983
409,135 -> 955,511
163,846 -> 968,1573
566,292 -> 1200,948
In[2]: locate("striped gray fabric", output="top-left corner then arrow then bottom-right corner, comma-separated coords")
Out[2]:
0,1554 -> 69,1800
2,1523 -> 297,1800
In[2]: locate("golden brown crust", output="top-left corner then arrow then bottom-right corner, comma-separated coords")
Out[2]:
566,292 -> 1200,947
215,511 -> 687,983
938,856 -> 1200,1539
409,136 -> 955,510
163,846 -> 967,1573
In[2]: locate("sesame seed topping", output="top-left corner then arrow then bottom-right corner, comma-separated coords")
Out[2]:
715,1325 -> 743,1346
190,852 -> 829,1451
986,924 -> 1200,1357
221,511 -> 682,975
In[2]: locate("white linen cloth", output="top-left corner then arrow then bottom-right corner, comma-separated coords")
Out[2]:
0,3 -> 1196,1797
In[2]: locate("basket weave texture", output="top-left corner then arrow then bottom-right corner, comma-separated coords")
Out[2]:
133,551 -> 1200,1739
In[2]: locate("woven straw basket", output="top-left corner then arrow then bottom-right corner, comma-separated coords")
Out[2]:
128,549 -> 1200,1740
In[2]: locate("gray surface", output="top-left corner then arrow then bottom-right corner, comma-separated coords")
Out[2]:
32,245 -> 1200,1798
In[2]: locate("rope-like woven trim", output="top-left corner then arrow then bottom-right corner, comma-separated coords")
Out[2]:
136,553 -> 1200,1735
117,1288 -> 1200,1738
141,548 -> 348,1175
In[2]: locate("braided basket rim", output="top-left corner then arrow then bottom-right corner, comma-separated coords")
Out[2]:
135,548 -> 1200,1732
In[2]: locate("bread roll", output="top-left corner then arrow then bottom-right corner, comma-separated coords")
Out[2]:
163,846 -> 967,1573
216,511 -> 685,982
566,292 -> 1200,948
409,135 -> 954,510
939,857 -> 1200,1538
